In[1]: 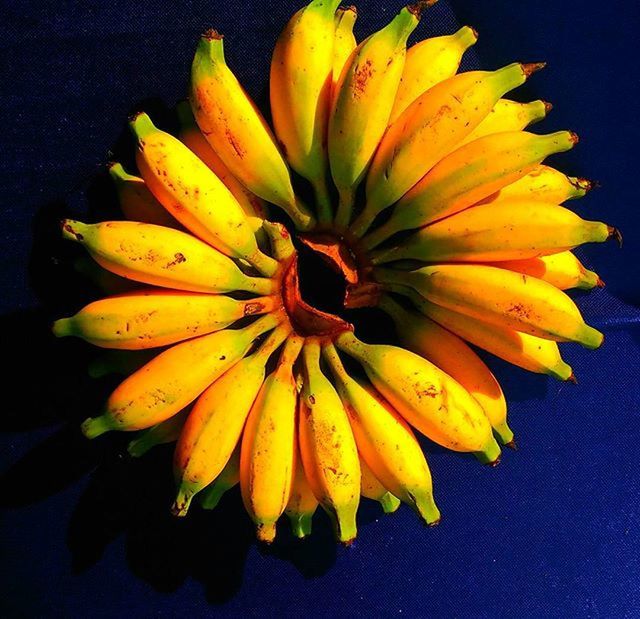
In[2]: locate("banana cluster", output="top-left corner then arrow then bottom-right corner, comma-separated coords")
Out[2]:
54,0 -> 616,544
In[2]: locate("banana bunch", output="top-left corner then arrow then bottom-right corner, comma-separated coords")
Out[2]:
53,0 -> 617,545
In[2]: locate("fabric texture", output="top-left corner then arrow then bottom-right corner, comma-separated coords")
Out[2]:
1,0 -> 638,616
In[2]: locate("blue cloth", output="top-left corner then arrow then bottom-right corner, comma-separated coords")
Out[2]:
1,0 -> 639,616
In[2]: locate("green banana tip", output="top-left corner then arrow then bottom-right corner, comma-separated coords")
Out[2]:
60,219 -> 86,242
128,111 -> 156,140
171,488 -> 194,517
81,416 -> 110,439
51,317 -> 71,338
289,513 -> 313,538
379,493 -> 401,514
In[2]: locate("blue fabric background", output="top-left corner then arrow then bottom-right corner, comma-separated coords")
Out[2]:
1,0 -> 639,616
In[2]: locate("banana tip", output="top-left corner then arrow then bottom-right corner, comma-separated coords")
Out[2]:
522,62 -> 547,77
60,219 -> 84,242
543,101 -> 553,113
608,227 -> 623,247
202,28 -> 223,41
569,131 -> 580,145
81,416 -> 109,439
505,439 -> 518,451
407,0 -> 438,19
596,277 -> 606,288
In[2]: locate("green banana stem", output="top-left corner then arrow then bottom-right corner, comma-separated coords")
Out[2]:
334,186 -> 355,230
313,176 -> 334,226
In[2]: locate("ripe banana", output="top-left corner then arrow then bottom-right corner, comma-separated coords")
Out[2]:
334,331 -> 501,464
61,220 -> 275,296
364,130 -> 578,249
200,442 -> 241,510
286,425 -> 319,538
53,290 -> 277,350
108,162 -> 180,228
389,25 -> 478,124
80,312 -> 284,438
172,323 -> 291,516
127,408 -> 190,457
240,335 -> 304,542
270,0 -> 341,224
322,342 -> 440,524
299,339 -> 360,543
329,3 -> 428,228
372,199 -> 615,264
190,30 -> 314,230
374,264 -> 603,348
332,6 -> 358,91
354,62 -> 545,236
377,295 -> 513,445
360,458 -> 401,514
484,251 -> 603,291
175,100 -> 268,230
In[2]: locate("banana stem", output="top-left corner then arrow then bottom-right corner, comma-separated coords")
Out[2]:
321,341 -> 350,385
289,197 -> 317,231
361,218 -> 400,253
248,250 -> 280,278
350,204 -> 378,238
334,187 -> 355,230
312,176 -> 334,226
243,274 -> 277,296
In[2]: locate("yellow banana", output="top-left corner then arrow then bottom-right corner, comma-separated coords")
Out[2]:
374,264 -> 603,348
322,342 -> 440,523
480,164 -> 593,205
130,112 -> 277,277
175,101 -> 268,230
61,219 -> 275,296
240,335 -> 304,542
484,252 -> 603,291
80,312 -> 284,438
108,162 -> 180,228
389,25 -> 478,124
172,323 -> 291,516
53,290 -> 277,350
190,31 -> 314,230
372,199 -> 615,264
270,0 -> 341,224
364,130 -> 578,249
359,457 -> 401,514
329,3 -> 429,228
127,408 -> 190,457
334,331 -> 501,464
377,295 -> 513,445
354,62 -> 544,236
332,6 -> 358,90
299,339 -> 360,543
200,442 -> 241,510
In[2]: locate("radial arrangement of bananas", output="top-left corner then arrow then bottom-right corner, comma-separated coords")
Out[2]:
54,0 -> 618,544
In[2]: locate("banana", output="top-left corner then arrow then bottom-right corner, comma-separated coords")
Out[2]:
389,25 -> 478,124
334,331 -> 501,464
200,439 -> 241,510
371,199 -> 616,264
332,6 -> 358,91
108,162 -> 180,228
363,131 -> 578,249
285,422 -> 319,538
61,220 -> 276,296
484,252 -> 603,291
172,323 -> 291,516
190,31 -> 314,231
374,264 -> 603,348
130,112 -> 277,277
329,3 -> 429,228
480,164 -> 594,205
353,62 -> 545,236
270,0 -> 341,224
377,295 -> 513,445
175,101 -> 269,230
299,339 -> 360,543
359,457 -> 401,514
322,342 -> 440,524
80,312 -> 284,438
127,408 -> 190,457
240,335 -> 304,542
53,290 -> 277,350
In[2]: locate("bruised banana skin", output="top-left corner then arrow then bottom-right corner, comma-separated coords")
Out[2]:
240,336 -> 304,543
190,31 -> 314,231
130,112 -> 277,277
359,457 -> 401,514
299,339 -> 361,543
378,295 -> 513,445
61,219 -> 275,296
364,130 -> 578,249
108,162 -> 180,228
355,62 -> 544,236
389,25 -> 478,124
329,3 -> 427,228
331,6 -> 358,92
372,199 -> 616,264
127,408 -> 191,457
200,442 -> 241,510
172,324 -> 291,516
375,264 -> 603,348
335,331 -> 501,464
270,0 -> 341,223
53,290 -> 278,350
80,312 -> 284,438
322,343 -> 440,524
